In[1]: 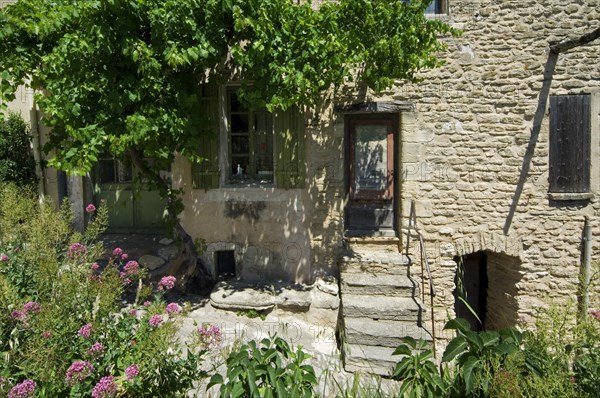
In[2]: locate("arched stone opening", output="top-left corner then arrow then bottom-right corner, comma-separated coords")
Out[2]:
453,250 -> 522,331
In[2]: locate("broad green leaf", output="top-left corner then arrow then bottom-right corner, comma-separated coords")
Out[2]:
442,336 -> 468,363
462,356 -> 480,395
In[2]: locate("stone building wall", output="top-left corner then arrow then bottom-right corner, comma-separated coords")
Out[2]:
346,0 -> 600,337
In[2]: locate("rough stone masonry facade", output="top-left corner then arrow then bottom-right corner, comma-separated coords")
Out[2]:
328,0 -> 600,337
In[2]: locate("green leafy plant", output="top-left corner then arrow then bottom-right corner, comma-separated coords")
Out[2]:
236,309 -> 268,320
208,336 -> 317,398
391,337 -> 446,398
441,318 -> 525,397
0,113 -> 37,187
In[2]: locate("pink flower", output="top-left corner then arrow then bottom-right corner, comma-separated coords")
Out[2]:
124,364 -> 140,380
88,342 -> 104,357
7,379 -> 36,398
196,323 -> 224,350
158,275 -> 176,290
121,253 -> 129,260
123,260 -> 139,275
0,254 -> 8,262
166,302 -> 181,315
42,330 -> 52,338
85,203 -> 96,213
23,301 -> 41,314
78,323 -> 93,339
149,314 -> 162,327
91,376 -> 117,398
112,247 -> 123,257
68,243 -> 87,260
65,361 -> 94,385
128,308 -> 137,317
11,309 -> 27,321
590,309 -> 600,321
143,300 -> 152,307
91,262 -> 100,271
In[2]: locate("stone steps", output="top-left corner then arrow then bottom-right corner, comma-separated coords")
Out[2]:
345,317 -> 432,348
339,247 -> 430,376
343,295 -> 425,322
341,272 -> 419,297
343,344 -> 400,375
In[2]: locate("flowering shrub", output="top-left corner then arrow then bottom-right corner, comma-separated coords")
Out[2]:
158,275 -> 176,290
0,184 -> 207,397
193,323 -> 224,352
7,379 -> 36,398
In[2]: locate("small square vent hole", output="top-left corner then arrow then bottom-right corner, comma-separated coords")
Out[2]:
216,250 -> 236,277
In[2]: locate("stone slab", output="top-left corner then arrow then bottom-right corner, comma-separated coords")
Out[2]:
343,344 -> 398,376
342,295 -> 424,321
158,245 -> 179,261
344,317 -> 432,347
341,272 -> 419,297
139,254 -> 165,270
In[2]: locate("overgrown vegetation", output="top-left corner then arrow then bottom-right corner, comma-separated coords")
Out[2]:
390,307 -> 600,398
0,113 -> 37,187
0,184 -> 209,397
1,183 -> 597,397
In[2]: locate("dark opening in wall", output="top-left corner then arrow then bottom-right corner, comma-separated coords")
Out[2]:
216,250 -> 236,277
454,252 -> 488,331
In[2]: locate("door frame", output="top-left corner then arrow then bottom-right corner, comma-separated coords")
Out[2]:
344,113 -> 399,236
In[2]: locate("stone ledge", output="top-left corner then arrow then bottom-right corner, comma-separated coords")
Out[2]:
548,192 -> 594,201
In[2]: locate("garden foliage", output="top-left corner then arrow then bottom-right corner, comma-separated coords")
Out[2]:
0,184 -> 208,397
0,113 -> 37,187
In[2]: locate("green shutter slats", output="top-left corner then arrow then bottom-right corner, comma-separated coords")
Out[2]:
274,106 -> 305,189
193,94 -> 220,190
549,94 -> 591,193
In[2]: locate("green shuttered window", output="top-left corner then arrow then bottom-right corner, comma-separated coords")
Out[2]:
192,86 -> 220,190
193,86 -> 305,190
274,105 -> 305,189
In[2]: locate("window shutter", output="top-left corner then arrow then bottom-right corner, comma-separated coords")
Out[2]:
274,106 -> 305,189
193,93 -> 220,189
549,94 -> 591,193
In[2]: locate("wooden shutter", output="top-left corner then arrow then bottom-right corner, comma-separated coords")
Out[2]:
274,106 -> 305,189
549,94 -> 591,193
193,90 -> 220,190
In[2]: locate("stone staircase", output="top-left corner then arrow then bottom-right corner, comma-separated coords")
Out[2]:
339,247 -> 432,375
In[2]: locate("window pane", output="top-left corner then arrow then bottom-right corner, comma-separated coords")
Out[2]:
255,112 -> 273,175
354,125 -> 388,193
98,159 -> 116,183
229,92 -> 247,112
230,114 -> 249,134
231,135 -> 249,155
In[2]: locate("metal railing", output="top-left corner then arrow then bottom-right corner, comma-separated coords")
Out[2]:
402,199 -> 437,355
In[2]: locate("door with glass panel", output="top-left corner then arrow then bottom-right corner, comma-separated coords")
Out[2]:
346,118 -> 396,236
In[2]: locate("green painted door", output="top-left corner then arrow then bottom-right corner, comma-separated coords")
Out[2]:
94,157 -> 167,233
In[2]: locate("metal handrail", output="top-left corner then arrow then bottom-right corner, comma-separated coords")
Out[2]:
403,199 -> 437,355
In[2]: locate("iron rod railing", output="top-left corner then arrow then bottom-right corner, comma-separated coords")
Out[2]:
403,199 -> 437,356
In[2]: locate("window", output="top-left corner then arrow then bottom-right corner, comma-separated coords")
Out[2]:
549,94 -> 591,194
192,85 -> 305,190
425,0 -> 448,14
227,90 -> 274,185
97,154 -> 131,184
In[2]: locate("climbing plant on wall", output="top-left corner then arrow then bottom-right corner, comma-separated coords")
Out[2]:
0,0 -> 457,285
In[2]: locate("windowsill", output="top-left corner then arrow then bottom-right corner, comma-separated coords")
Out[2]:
225,176 -> 274,188
548,192 -> 594,201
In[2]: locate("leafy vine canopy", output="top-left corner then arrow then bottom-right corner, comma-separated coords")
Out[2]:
0,0 -> 457,174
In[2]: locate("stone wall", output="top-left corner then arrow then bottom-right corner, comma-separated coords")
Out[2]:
374,0 -> 600,338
